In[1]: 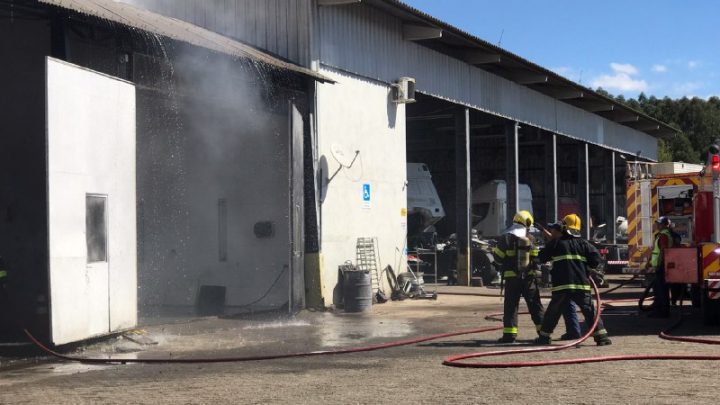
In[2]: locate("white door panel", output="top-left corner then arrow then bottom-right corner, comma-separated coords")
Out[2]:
46,57 -> 137,345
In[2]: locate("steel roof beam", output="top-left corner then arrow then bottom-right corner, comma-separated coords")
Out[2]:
512,73 -> 549,85
612,114 -> 641,123
582,103 -> 615,113
403,24 -> 443,40
462,51 -> 502,65
551,90 -> 584,100
318,0 -> 362,5
633,123 -> 661,131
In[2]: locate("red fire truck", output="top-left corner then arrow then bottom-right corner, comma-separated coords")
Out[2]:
624,153 -> 720,324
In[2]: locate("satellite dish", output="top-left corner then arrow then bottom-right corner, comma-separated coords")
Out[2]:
330,143 -> 357,168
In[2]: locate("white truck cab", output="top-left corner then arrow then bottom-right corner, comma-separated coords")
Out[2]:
472,180 -> 534,238
407,163 -> 446,230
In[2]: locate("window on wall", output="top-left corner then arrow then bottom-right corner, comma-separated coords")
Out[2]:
86,195 -> 108,263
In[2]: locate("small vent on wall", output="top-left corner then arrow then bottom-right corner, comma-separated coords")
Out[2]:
254,221 -> 275,239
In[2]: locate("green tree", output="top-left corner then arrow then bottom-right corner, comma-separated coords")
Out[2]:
598,88 -> 718,162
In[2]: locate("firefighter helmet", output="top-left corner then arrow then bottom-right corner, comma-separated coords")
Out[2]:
562,214 -> 582,233
656,216 -> 671,226
512,210 -> 534,227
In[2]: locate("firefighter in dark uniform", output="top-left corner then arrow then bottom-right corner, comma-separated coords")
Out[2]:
535,214 -> 612,346
493,210 -> 545,343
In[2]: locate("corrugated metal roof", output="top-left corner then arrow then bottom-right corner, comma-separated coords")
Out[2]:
365,0 -> 676,138
39,0 -> 333,83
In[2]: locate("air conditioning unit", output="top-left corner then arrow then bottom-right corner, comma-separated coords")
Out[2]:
391,77 -> 416,104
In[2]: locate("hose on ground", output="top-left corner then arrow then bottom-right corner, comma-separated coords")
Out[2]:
658,288 -> 720,345
443,278 -> 720,368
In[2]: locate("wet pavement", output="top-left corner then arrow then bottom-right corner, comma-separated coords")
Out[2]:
3,276 -> 720,404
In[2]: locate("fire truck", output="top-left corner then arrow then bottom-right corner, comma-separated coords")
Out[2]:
623,146 -> 720,324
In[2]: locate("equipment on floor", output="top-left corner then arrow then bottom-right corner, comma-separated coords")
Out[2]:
384,265 -> 437,300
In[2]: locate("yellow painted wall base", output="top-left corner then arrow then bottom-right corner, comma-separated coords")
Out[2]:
304,252 -> 325,309
457,249 -> 471,286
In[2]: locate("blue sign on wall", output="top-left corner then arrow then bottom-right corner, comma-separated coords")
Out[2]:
362,183 -> 371,209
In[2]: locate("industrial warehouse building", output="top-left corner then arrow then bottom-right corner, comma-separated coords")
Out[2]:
0,0 -> 675,344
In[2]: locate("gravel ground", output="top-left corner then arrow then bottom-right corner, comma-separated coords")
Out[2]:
2,279 -> 720,405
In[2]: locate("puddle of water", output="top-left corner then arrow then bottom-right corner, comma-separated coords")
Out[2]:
0,362 -> 121,386
315,314 -> 415,348
242,320 -> 312,330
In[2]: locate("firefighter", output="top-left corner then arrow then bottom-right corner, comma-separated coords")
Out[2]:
545,222 -> 582,340
493,210 -> 545,343
535,214 -> 612,346
646,216 -> 673,318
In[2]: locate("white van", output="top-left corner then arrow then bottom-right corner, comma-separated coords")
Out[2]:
472,180 -> 533,238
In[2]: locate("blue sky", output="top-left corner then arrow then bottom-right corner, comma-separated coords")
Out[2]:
403,0 -> 720,99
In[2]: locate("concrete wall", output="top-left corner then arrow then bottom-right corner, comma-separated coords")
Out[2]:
134,48 -> 292,312
316,67 -> 407,303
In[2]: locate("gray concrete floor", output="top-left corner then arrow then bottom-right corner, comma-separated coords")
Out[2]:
2,276 -> 720,404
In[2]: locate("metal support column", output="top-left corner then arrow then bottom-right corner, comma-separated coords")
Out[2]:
578,143 -> 591,239
609,151 -> 617,244
455,108 -> 472,286
505,122 -> 519,227
545,133 -> 558,223
714,169 -> 720,244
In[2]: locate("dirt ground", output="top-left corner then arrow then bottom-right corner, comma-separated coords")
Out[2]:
2,277 -> 720,405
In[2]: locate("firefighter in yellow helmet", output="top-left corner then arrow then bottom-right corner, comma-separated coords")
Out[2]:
535,214 -> 612,346
492,210 -> 545,343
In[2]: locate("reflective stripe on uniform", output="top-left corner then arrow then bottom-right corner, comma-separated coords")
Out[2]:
503,327 -> 518,335
551,284 -> 591,292
530,248 -> 540,257
493,247 -> 505,258
494,248 -> 518,258
504,271 -> 517,278
651,229 -> 672,267
593,328 -> 608,336
552,255 -> 587,263
0,270 -> 6,279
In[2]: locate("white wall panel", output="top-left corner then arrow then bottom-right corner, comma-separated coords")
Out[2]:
316,67 -> 407,301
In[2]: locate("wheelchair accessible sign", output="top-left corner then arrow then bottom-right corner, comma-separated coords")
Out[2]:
362,183 -> 372,209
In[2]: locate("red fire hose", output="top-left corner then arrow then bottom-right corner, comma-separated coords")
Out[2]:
443,279 -> 720,368
22,279 -> 720,367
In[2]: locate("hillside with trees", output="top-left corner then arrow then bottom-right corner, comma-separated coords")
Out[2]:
596,90 -> 720,163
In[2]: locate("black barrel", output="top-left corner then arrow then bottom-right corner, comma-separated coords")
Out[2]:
342,270 -> 373,313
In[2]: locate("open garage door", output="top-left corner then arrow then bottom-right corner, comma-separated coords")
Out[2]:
46,57 -> 137,345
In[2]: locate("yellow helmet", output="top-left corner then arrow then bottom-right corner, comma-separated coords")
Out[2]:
512,210 -> 534,227
562,214 -> 582,232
